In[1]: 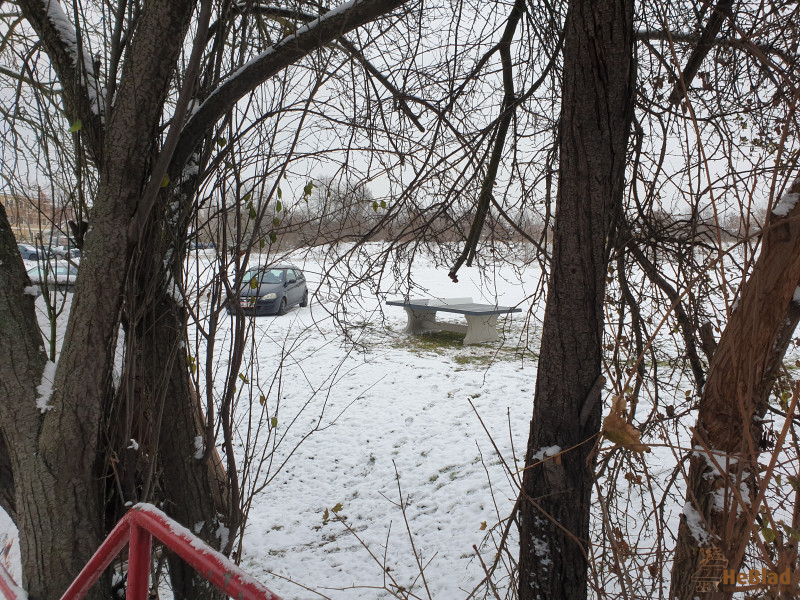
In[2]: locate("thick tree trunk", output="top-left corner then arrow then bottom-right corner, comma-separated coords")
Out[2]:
670,177 -> 800,600
5,3 -> 196,597
133,276 -> 232,599
113,184 -> 233,598
517,1 -> 634,598
0,203 -> 55,595
156,318 -> 231,600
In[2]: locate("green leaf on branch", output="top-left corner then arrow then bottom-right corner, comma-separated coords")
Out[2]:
68,120 -> 82,132
269,232 -> 277,243
273,217 -> 280,227
276,201 -> 282,212
160,174 -> 170,188
270,416 -> 278,428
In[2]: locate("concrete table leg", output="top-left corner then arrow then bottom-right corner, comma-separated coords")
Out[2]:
463,314 -> 500,345
403,308 -> 438,333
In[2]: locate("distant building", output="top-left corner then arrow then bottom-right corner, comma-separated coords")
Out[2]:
1,191 -> 74,245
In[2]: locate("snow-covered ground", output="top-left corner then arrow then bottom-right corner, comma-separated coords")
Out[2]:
5,243 -> 784,599
189,246 -> 542,598
2,246 -> 543,599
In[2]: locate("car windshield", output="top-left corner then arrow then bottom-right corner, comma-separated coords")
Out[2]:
244,268 -> 285,286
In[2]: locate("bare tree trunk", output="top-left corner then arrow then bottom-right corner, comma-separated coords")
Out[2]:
4,3 -> 196,597
114,182 -> 233,598
158,333 -> 231,600
0,202 -> 74,597
517,0 -> 635,598
670,176 -> 800,600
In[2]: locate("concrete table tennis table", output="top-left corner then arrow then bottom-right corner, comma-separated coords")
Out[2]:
386,297 -> 521,345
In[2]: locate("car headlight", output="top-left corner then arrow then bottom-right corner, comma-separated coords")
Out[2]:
260,292 -> 277,300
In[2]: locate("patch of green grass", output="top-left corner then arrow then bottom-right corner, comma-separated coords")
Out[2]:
783,360 -> 800,372
391,330 -> 469,351
385,326 -> 538,366
454,354 -> 493,365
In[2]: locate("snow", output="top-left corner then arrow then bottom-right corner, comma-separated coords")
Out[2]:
216,523 -> 230,551
42,0 -> 103,117
23,286 -> 40,297
530,445 -> 561,462
194,435 -> 205,459
127,439 -> 139,451
35,360 -> 57,413
196,0 -> 364,119
681,502 -> 711,545
771,192 -> 800,217
694,445 -> 737,477
4,243 -> 793,598
196,247 -> 535,598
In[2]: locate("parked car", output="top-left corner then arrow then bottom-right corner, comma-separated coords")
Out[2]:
48,244 -> 80,258
228,264 -> 308,316
27,261 -> 79,291
18,243 -> 46,260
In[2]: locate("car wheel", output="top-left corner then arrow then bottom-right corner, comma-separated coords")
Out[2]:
29,253 -> 36,260
300,290 -> 308,307
277,297 -> 288,316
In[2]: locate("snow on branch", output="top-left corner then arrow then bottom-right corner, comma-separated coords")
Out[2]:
772,192 -> 800,217
173,0 -> 412,172
17,0 -> 105,159
41,0 -> 103,118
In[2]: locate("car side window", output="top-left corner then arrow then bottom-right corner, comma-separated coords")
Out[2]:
295,270 -> 305,282
286,269 -> 296,282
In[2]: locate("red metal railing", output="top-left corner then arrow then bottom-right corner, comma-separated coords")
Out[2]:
0,558 -> 26,600
0,503 -> 282,600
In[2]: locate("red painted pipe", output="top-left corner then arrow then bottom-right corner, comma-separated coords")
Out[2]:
0,560 -> 26,600
57,503 -> 281,600
126,524 -> 152,600
61,513 -> 133,600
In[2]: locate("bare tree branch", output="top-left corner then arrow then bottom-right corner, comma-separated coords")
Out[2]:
174,0 -> 415,173
16,0 -> 104,161
667,0 -> 734,105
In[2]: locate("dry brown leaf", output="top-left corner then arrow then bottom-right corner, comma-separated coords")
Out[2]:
602,395 -> 651,453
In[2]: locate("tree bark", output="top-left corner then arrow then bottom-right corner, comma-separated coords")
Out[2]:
122,208 -> 232,599
6,3 -> 196,597
670,176 -> 800,600
517,1 -> 635,598
0,431 -> 14,522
